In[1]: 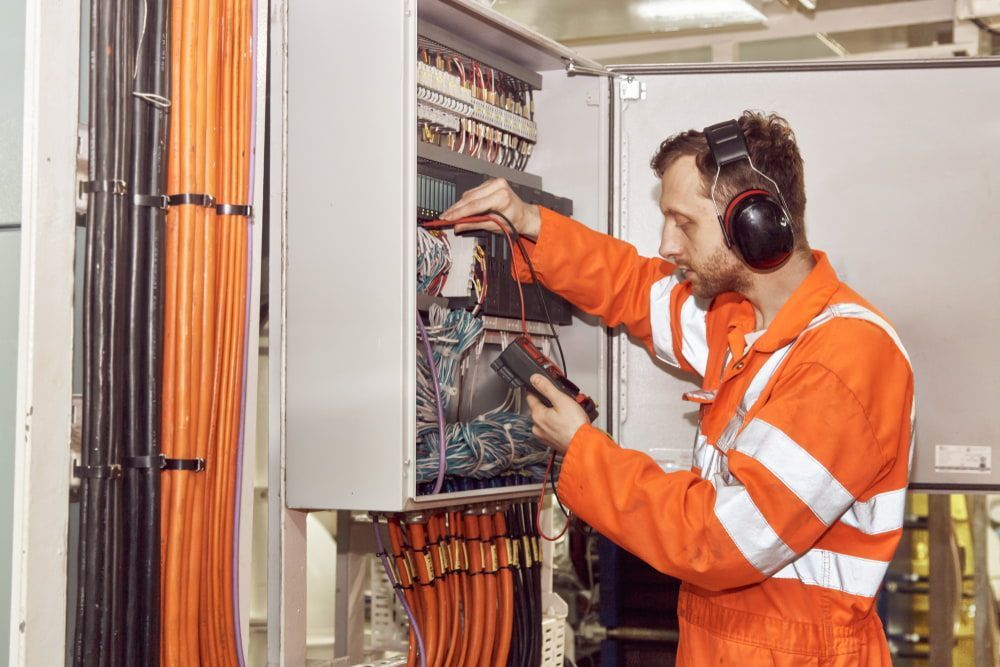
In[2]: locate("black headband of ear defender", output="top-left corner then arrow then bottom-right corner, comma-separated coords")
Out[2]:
702,119 -> 795,270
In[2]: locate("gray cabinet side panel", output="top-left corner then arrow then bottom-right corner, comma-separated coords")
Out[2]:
617,66 -> 1000,488
285,0 -> 415,510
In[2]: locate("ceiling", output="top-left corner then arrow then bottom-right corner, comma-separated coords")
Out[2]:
489,0 -> 1000,63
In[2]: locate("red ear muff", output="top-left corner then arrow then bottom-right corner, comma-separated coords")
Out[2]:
722,190 -> 794,270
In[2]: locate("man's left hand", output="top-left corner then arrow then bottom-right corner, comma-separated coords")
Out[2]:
525,374 -> 588,454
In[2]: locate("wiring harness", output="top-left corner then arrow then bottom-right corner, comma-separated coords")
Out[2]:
416,304 -> 549,488
373,501 -> 546,667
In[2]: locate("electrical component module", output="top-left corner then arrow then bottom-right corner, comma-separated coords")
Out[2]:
416,38 -> 537,171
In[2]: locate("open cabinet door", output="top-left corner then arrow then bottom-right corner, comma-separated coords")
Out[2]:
608,60 -> 1000,490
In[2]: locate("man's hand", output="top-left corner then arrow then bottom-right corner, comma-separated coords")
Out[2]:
440,178 -> 542,240
525,374 -> 588,454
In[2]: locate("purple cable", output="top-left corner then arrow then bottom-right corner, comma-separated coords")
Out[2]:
416,312 -> 448,494
372,517 -> 427,667
232,0 -> 258,661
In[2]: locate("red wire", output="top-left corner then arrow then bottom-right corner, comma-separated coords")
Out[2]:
537,451 -> 569,542
495,223 -> 529,337
422,216 -> 529,337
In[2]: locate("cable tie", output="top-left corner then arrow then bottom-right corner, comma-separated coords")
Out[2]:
122,454 -> 162,469
82,179 -> 127,197
167,193 -> 215,208
215,203 -> 253,218
132,193 -> 170,210
73,463 -> 123,479
123,454 -> 204,472
162,456 -> 206,472
132,91 -> 172,110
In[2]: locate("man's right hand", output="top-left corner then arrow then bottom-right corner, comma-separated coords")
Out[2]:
439,178 -> 542,241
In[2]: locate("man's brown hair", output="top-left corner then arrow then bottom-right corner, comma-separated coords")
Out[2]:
650,111 -> 809,253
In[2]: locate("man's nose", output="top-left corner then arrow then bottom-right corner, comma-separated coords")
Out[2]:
659,225 -> 683,261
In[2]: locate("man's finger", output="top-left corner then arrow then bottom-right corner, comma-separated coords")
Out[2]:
530,374 -> 566,404
452,220 -> 500,235
441,191 -> 506,221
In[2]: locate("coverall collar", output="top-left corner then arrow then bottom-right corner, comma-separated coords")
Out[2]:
731,250 -> 840,354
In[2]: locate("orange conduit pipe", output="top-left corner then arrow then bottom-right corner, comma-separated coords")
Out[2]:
426,516 -> 448,667
440,514 -> 461,667
161,0 -> 252,658
429,515 -> 459,667
183,0 -> 221,658
161,0 -> 201,658
492,511 -> 514,667
388,519 -> 422,667
463,513 -> 487,667
201,0 -> 252,658
408,521 -> 442,667
450,510 -> 471,667
477,513 -> 498,667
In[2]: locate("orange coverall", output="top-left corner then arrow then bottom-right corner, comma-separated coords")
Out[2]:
516,207 -> 914,665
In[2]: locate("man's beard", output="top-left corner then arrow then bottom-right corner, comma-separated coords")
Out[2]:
687,247 -> 751,299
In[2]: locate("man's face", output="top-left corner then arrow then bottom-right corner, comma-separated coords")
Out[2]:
658,155 -> 750,300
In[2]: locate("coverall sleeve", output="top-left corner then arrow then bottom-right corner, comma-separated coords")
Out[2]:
556,357 -> 904,591
511,207 -> 709,375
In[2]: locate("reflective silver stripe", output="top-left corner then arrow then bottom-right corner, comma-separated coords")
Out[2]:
771,549 -> 889,598
693,432 -> 724,479
740,341 -> 795,413
737,419 -> 855,526
825,303 -> 911,365
650,275 -> 681,368
679,293 -> 711,376
649,274 -> 709,375
715,412 -> 743,452
692,431 -> 708,468
712,475 -> 796,575
840,487 -> 906,535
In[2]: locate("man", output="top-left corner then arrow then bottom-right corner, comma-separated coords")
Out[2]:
442,111 -> 913,665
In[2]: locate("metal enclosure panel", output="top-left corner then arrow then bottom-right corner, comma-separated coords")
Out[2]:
285,0 -> 416,511
10,0 -> 80,661
614,63 -> 1000,489
529,73 -> 609,429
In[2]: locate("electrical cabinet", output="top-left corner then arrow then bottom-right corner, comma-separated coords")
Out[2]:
279,0 -> 1000,513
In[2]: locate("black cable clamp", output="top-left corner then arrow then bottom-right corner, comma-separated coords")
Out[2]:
81,179 -> 128,197
73,463 -> 123,479
167,193 -> 216,208
123,453 -> 205,472
132,193 -> 170,211
215,203 -> 253,218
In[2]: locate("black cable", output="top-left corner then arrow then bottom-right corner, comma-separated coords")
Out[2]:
144,0 -> 169,658
510,504 -> 529,667
485,210 -> 567,375
106,0 -> 133,659
76,0 -> 116,659
123,0 -> 168,660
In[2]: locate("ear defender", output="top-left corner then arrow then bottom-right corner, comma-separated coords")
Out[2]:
721,189 -> 794,270
704,120 -> 795,271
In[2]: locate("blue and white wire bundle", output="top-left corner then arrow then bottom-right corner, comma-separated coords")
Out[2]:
416,304 -> 548,483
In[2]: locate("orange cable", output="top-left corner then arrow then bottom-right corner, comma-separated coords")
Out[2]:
477,513 -> 498,667
463,513 -> 486,667
408,522 -> 440,667
491,511 -> 514,667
